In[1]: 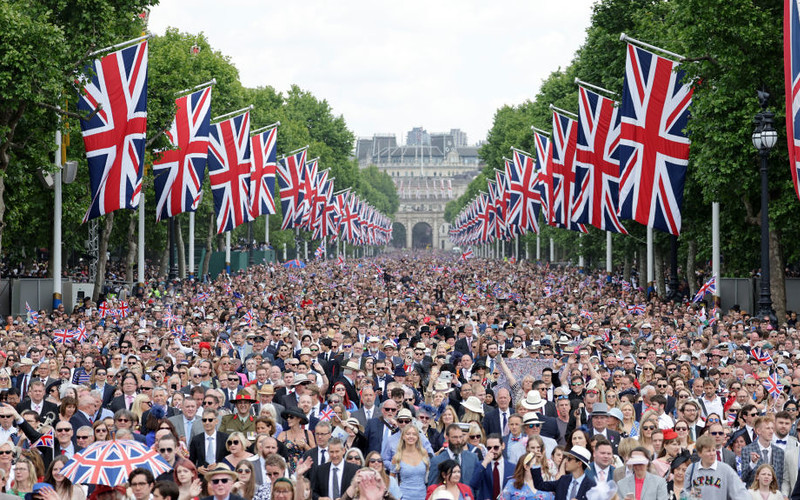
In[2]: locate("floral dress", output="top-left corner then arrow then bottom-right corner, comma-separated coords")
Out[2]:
501,482 -> 554,500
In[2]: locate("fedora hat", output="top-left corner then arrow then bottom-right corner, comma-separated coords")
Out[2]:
281,407 -> 309,425
292,374 -> 311,386
433,381 -> 453,394
460,396 -> 484,414
231,389 -> 256,403
258,385 -> 275,395
344,360 -> 362,372
591,403 -> 609,417
565,445 -> 591,466
521,390 -> 546,410
570,324 -> 581,332
522,412 -> 542,425
203,463 -> 239,481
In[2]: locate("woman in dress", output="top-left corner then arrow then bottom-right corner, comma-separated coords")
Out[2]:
748,464 -> 783,500
366,451 -> 401,500
222,432 -> 254,470
426,460 -> 476,500
500,453 -> 554,500
391,425 -> 429,500
620,402 -> 639,438
278,408 -> 315,475
43,455 -> 86,500
653,429 -> 680,478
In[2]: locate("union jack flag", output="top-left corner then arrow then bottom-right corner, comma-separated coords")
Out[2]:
457,292 -> 469,305
763,373 -> 783,398
163,306 -> 175,329
666,335 -> 679,352
208,111 -> 253,233
785,0 -> 800,201
249,126 -> 278,218
460,248 -> 474,261
507,150 -> 541,234
337,255 -> 345,268
171,325 -> 189,342
627,304 -> 646,315
53,329 -> 74,344
750,347 -> 774,365
277,149 -> 307,230
573,86 -> 628,234
708,306 -> 718,326
31,429 -> 54,448
617,44 -> 693,235
579,310 -> 593,320
550,111 -> 587,233
242,309 -> 255,327
692,276 -> 717,303
74,322 -> 88,343
98,301 -> 110,318
318,407 -> 336,421
532,131 -> 553,226
195,292 -> 209,302
299,158 -> 319,228
25,302 -> 38,325
315,246 -> 325,259
338,192 -> 362,243
78,40 -> 148,222
152,86 -> 212,221
117,301 -> 129,318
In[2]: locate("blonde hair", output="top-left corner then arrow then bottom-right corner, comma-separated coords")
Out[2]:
227,431 -> 252,450
392,425 -> 429,471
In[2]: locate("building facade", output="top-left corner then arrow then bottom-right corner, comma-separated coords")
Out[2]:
356,128 -> 483,250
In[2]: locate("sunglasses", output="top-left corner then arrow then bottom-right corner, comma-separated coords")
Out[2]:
384,408 -> 397,412
211,478 -> 230,485
0,451 -> 12,456
527,424 -> 541,428
710,431 -> 724,436
76,435 -> 91,440
228,440 -> 240,446
707,419 -> 720,423
642,426 -> 656,431
56,428 -> 72,432
397,419 -> 411,424
488,445 -> 501,451
116,418 -> 130,423
347,456 -> 360,461
368,458 -> 382,464
236,468 -> 250,474
202,418 -> 215,422
203,401 -> 215,406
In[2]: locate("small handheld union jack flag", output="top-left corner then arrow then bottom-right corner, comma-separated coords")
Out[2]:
194,292 -> 209,302
460,248 -> 474,262
457,292 -> 469,305
750,347 -> 774,365
336,255 -> 345,268
98,301 -> 110,318
580,310 -> 593,320
627,304 -> 646,315
25,302 -> 38,325
763,373 -> 783,398
53,329 -> 74,344
31,429 -> 54,448
315,246 -> 325,259
117,301 -> 129,318
74,322 -> 88,343
242,310 -> 255,327
163,306 -> 175,329
666,336 -> 679,352
318,407 -> 336,421
693,276 -> 717,303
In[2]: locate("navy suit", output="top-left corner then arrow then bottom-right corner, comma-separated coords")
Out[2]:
483,407 -> 514,436
364,417 -> 392,453
428,450 -> 484,491
90,383 -> 116,406
479,458 -> 516,500
531,467 -> 596,500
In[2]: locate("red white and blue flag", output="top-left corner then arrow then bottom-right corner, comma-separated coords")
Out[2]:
617,44 -> 693,235
78,40 -> 148,223
692,276 -> 717,303
25,302 -> 38,325
337,255 -> 345,268
318,407 -> 336,421
277,149 -> 307,230
31,429 -> 54,448
315,246 -> 325,259
117,301 -> 129,318
785,0 -> 800,201
763,373 -> 783,398
98,301 -> 110,319
460,248 -> 474,261
74,322 -> 88,343
573,86 -> 628,234
248,125 -> 278,218
627,304 -> 646,315
457,292 -> 469,305
751,347 -> 774,365
152,86 -> 212,221
533,131 -> 554,226
53,329 -> 74,344
550,111 -> 587,233
507,150 -> 541,234
208,111 -> 253,233
299,158 -> 319,228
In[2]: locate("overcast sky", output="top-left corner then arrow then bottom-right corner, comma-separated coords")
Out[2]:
148,1 -> 596,146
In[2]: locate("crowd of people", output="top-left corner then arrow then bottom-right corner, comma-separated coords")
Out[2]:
0,252 -> 797,500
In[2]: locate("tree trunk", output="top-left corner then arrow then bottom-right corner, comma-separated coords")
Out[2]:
159,245 -> 169,278
0,104 -> 27,262
623,252 -> 631,281
176,217 -> 186,279
201,213 -> 214,278
654,247 -> 664,297
686,239 -> 697,296
92,212 -> 114,302
770,227 -> 786,323
637,245 -> 647,291
125,213 -> 137,284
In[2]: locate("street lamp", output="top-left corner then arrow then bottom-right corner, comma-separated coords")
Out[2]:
752,90 -> 778,326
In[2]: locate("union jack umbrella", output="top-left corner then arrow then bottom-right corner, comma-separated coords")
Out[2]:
750,347 -> 774,365
152,86 -> 212,221
617,43 -> 693,235
78,39 -> 148,222
692,276 -> 717,303
283,259 -> 306,269
61,439 -> 171,486
763,373 -> 783,398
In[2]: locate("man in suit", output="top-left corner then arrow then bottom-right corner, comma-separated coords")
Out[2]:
310,438 -> 358,500
201,464 -> 247,500
364,400 -> 397,453
531,445 -> 597,500
15,380 -> 58,420
372,360 -> 394,400
532,381 -> 557,417
109,375 -> 140,413
520,390 -> 561,443
189,409 -> 229,470
705,421 -> 738,470
586,403 -> 620,454
479,434 -> 515,500
587,440 -> 615,483
776,411 -> 800,496
427,424 -> 483,492
168,398 -> 199,442
13,358 -> 34,400
334,361 -> 361,407
140,387 -> 179,427
302,421 -> 333,470
616,450 -> 668,500
281,374 -> 312,409
89,367 -> 116,406
741,416 -> 785,487
453,324 -> 475,357
12,405 -> 82,471
350,385 -> 378,429
483,388 -> 514,436
69,395 -> 96,442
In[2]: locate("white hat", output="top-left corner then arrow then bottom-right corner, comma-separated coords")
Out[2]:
523,412 -> 543,425
433,381 -> 453,393
566,445 -> 592,466
396,408 -> 413,420
344,360 -> 362,372
460,396 -> 484,414
368,336 -> 381,343
641,322 -> 652,329
521,390 -> 546,410
570,324 -> 582,332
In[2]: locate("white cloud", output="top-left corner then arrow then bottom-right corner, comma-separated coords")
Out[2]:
148,0 -> 595,145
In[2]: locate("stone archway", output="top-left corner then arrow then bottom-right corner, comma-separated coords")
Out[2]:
391,223 -> 407,248
412,222 -> 433,249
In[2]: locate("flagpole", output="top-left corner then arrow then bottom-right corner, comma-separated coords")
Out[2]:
550,238 -> 555,262
578,234 -> 585,268
188,212 -> 195,279
536,234 -> 541,261
532,127 -> 550,137
278,145 -> 311,161
53,114 -> 63,309
212,105 -> 254,124
606,231 -> 613,273
251,121 -> 281,135
574,78 -> 619,97
225,232 -> 231,274
712,202 -> 720,304
174,78 -> 216,97
510,146 -> 535,157
647,226 -> 654,293
619,33 -> 686,61
88,34 -> 152,57
549,104 -> 579,119
138,185 -> 145,286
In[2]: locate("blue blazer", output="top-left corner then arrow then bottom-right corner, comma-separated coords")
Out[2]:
364,417 -> 392,453
479,458 -> 516,500
483,408 -> 515,436
531,467 -> 596,500
587,463 -> 615,483
427,449 -> 484,491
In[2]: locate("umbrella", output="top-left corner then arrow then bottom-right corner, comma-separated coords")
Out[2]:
60,440 -> 172,486
283,259 -> 306,268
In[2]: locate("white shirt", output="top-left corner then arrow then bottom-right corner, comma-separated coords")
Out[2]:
318,447 -> 329,464
328,462 -> 343,497
0,426 -> 16,445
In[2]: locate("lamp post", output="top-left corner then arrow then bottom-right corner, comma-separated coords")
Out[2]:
752,90 -> 778,325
